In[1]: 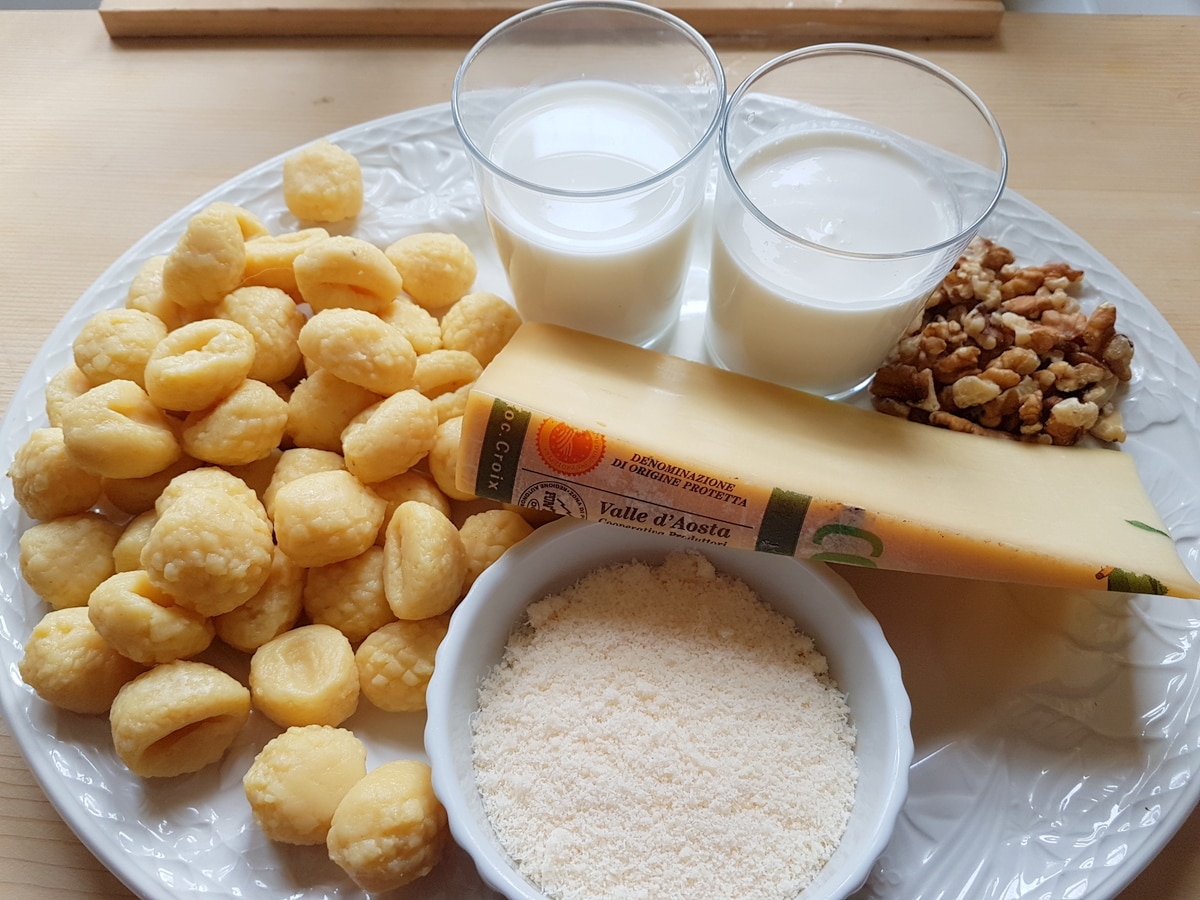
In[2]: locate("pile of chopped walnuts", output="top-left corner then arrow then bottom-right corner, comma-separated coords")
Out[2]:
869,237 -> 1133,446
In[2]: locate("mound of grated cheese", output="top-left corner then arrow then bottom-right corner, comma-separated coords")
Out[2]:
471,551 -> 858,900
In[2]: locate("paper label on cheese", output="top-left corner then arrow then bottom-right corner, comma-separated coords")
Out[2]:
471,397 -> 890,569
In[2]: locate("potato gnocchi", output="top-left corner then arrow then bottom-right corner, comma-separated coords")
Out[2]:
283,140 -> 363,224
72,308 -> 167,389
180,378 -> 289,466
8,144 -> 545,891
140,479 -> 274,616
213,545 -> 305,653
110,660 -> 251,778
384,232 -> 477,310
144,318 -> 257,412
250,624 -> 360,728
161,204 -> 247,312
88,569 -> 215,665
286,367 -> 381,453
298,307 -> 417,396
326,759 -> 449,891
18,513 -> 122,609
244,725 -> 367,845
215,285 -> 306,383
303,546 -> 394,644
341,389 -> 438,484
272,469 -> 385,568
9,427 -> 103,521
60,380 -> 181,479
383,501 -> 466,620
19,607 -> 146,715
294,235 -> 402,314
355,614 -> 450,713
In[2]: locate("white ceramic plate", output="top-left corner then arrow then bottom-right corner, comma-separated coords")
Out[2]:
1,103 -> 1198,900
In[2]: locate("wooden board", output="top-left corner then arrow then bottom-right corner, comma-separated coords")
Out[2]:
99,0 -> 1004,40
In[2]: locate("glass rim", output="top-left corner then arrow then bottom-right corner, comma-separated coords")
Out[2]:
721,42 -> 1010,261
451,0 -> 726,200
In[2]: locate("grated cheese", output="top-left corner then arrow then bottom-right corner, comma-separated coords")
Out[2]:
471,551 -> 858,900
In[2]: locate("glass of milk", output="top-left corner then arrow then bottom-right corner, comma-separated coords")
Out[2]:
452,0 -> 725,347
704,44 -> 1008,399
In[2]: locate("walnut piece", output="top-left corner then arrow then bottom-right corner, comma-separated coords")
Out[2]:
869,237 -> 1133,445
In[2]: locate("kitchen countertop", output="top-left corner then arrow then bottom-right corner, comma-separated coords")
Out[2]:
1,9 -> 1198,898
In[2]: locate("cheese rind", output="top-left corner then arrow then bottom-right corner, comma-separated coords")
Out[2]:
457,323 -> 1200,599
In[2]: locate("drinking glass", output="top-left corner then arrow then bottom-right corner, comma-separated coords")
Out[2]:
452,0 -> 725,347
704,44 -> 1008,398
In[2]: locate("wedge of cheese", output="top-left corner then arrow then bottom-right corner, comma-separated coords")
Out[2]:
457,322 -> 1200,598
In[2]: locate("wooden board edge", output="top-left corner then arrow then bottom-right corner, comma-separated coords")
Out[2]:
98,2 -> 1004,41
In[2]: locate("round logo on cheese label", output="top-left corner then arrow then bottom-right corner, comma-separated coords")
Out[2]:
536,419 -> 605,476
519,481 -> 587,519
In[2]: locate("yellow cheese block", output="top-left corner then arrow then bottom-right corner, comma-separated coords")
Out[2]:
457,322 -> 1200,599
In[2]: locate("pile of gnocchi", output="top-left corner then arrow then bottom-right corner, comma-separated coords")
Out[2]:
6,139 -> 546,892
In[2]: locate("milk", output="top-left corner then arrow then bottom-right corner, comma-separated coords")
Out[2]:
482,80 -> 704,346
706,127 -> 962,397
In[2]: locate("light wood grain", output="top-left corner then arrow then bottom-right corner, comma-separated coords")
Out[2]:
1,10 -> 1198,899
98,0 -> 1005,39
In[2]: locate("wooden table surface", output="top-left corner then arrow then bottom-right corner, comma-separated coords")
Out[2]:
2,9 -> 1199,898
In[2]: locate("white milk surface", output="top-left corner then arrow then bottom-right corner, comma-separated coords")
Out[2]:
706,128 -> 962,396
483,80 -> 702,346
